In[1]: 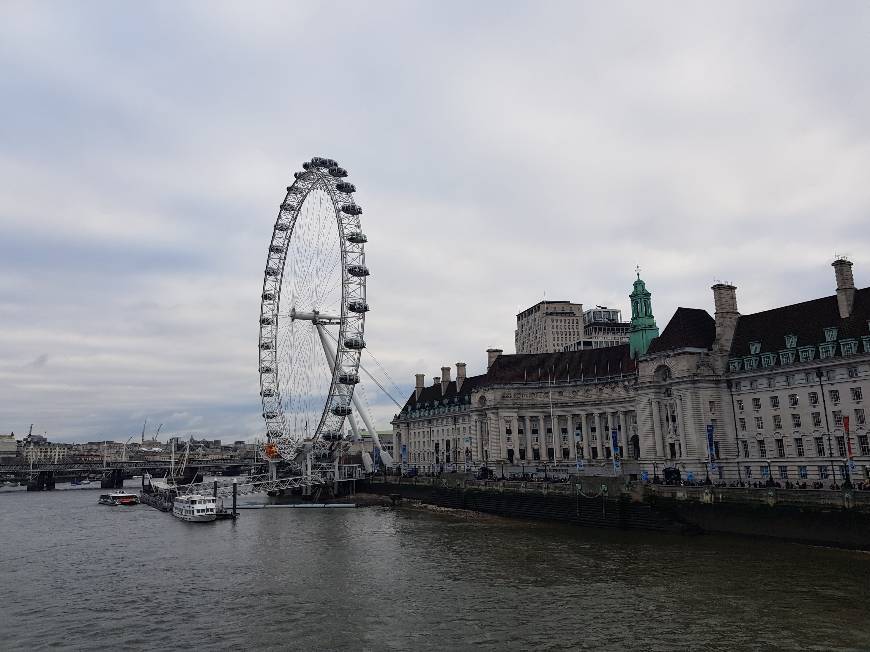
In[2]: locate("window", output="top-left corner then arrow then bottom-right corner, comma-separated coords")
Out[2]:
773,415 -> 783,430
809,391 -> 819,406
819,343 -> 835,359
741,440 -> 749,457
776,439 -> 785,457
744,466 -> 753,478
815,437 -> 825,456
848,366 -> 859,378
859,435 -> 869,456
798,465 -> 808,479
708,400 -> 717,414
819,465 -> 829,480
791,413 -> 801,428
795,438 -> 805,457
785,334 -> 797,348
824,327 -> 838,342
856,409 -> 866,426
836,436 -> 846,457
729,360 -> 741,372
750,341 -> 761,355
780,350 -> 796,365
788,394 -> 799,407
755,416 -> 764,430
830,390 -> 840,405
812,412 -> 822,428
851,387 -> 863,401
762,353 -> 775,367
761,465 -> 770,479
750,380 -> 758,390
758,440 -> 767,457
833,410 -> 843,427
779,465 -> 788,479
842,341 -> 858,356
798,347 -> 815,363
753,398 -> 762,410
735,381 -> 743,391
739,417 -> 747,431
737,399 -> 745,411
745,358 -> 758,370
770,396 -> 780,409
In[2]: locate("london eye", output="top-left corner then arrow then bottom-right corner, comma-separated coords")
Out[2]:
258,157 -> 392,468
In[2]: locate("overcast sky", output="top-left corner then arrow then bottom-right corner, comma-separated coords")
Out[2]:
2,1 -> 869,443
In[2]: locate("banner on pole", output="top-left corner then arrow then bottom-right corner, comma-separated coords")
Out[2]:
611,429 -> 621,471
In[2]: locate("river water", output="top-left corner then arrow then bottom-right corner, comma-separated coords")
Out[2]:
1,483 -> 869,651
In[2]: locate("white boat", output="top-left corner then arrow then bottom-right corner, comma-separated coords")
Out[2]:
172,494 -> 217,522
98,491 -> 139,506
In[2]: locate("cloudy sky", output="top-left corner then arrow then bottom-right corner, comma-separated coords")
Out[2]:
1,1 -> 868,443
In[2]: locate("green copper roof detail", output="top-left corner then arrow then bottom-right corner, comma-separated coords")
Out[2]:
629,270 -> 659,358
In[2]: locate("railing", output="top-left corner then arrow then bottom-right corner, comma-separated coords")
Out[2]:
644,484 -> 870,511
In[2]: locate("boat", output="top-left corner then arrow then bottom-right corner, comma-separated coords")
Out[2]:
80,479 -> 91,485
98,491 -> 139,506
172,494 -> 217,522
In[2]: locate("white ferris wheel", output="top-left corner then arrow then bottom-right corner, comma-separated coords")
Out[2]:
258,157 -> 392,468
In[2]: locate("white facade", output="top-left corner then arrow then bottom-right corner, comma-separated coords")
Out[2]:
515,301 -> 584,354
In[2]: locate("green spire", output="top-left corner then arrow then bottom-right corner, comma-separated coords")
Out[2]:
629,267 -> 659,359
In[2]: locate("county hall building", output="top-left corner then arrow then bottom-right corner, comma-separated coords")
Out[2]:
392,259 -> 870,485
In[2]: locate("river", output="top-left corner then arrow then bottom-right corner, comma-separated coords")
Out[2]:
1,483 -> 869,651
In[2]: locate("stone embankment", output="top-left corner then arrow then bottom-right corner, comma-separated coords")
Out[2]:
365,476 -> 870,549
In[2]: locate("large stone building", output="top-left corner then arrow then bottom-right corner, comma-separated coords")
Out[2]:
393,260 -> 870,485
515,300 -> 631,354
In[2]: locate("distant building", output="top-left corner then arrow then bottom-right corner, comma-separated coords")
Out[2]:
0,434 -> 18,463
515,301 -> 584,354
564,306 -> 630,351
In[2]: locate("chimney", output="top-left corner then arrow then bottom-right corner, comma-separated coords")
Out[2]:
433,376 -> 440,387
415,373 -> 425,400
833,257 -> 855,319
440,366 -> 451,395
486,348 -> 503,370
455,362 -> 467,391
712,283 -> 739,354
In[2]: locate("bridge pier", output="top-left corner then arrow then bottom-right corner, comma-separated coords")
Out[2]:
101,469 -> 124,489
27,471 -> 55,491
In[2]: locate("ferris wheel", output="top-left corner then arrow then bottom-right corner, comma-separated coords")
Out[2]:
258,157 -> 392,467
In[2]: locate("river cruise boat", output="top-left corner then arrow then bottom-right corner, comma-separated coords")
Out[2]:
98,491 -> 139,506
172,494 -> 217,522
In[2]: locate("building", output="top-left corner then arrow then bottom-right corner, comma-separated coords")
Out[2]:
515,301 -> 584,354
564,306 -> 630,351
394,260 -> 870,485
0,434 -> 18,463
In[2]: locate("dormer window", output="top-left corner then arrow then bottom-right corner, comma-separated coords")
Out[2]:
729,359 -> 742,372
841,339 -> 857,356
744,357 -> 758,370
761,353 -> 775,368
819,343 -> 835,359
798,347 -> 815,363
824,327 -> 838,342
749,342 -> 762,355
785,334 -> 797,349
779,350 -> 795,365
863,336 -> 870,353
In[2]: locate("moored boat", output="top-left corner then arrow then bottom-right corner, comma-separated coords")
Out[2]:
172,494 -> 217,522
98,491 -> 139,506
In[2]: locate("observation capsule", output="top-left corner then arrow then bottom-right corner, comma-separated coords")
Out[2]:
269,245 -> 285,254
347,300 -> 369,313
263,411 -> 279,419
275,222 -> 289,232
321,432 -> 342,442
311,156 -> 330,167
328,166 -> 348,178
341,203 -> 362,215
262,291 -> 275,301
261,388 -> 276,397
265,267 -> 279,277
302,162 -> 312,170
280,202 -> 297,212
260,317 -> 275,326
336,182 -> 356,193
294,171 -> 308,180
331,404 -> 352,417
259,341 -> 273,350
259,365 -> 274,374
346,232 -> 368,244
347,265 -> 369,277
338,373 -> 360,385
344,337 -> 366,350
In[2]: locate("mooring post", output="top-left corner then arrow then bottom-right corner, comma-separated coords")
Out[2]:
232,479 -> 237,518
213,479 -> 218,499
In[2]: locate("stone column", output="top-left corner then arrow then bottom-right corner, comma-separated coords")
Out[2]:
596,412 -> 605,459
651,400 -> 663,458
618,411 -> 627,459
676,396 -> 688,459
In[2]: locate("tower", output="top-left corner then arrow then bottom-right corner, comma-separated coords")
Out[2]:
628,269 -> 659,358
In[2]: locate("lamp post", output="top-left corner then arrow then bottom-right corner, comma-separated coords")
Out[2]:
816,369 -> 837,485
